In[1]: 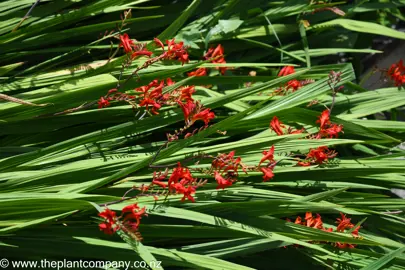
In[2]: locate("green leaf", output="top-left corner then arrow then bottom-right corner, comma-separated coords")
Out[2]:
206,19 -> 244,46
361,246 -> 405,270
157,0 -> 202,41
299,21 -> 311,68
311,19 -> 405,40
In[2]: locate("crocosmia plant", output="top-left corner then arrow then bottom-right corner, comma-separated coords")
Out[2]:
2,1 -> 405,269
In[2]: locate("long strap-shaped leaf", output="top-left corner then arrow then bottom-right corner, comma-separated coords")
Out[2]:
156,0 -> 202,42
361,246 -> 405,270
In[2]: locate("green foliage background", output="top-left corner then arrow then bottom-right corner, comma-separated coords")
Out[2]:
2,0 -> 405,269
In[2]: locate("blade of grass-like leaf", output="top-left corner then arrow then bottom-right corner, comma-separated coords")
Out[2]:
117,230 -> 164,270
0,62 -> 23,76
0,210 -> 76,235
156,0 -> 202,41
238,38 -> 306,63
299,21 -> 311,68
297,187 -> 349,202
361,246 -> 405,270
310,19 -> 405,40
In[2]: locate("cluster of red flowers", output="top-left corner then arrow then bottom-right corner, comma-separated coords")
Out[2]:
155,38 -> 189,65
269,104 -> 343,166
258,146 -> 277,181
188,44 -> 228,77
298,109 -> 343,166
210,146 -> 279,187
118,33 -> 152,59
97,79 -> 200,116
297,146 -> 337,166
211,151 -> 245,189
278,66 -> 301,92
270,116 -> 305,136
287,212 -> 361,249
178,100 -> 215,127
141,148 -> 280,204
315,109 -> 343,139
98,203 -> 147,236
140,162 -> 201,202
274,66 -> 314,95
98,33 -> 218,128
118,33 -> 189,65
97,88 -> 134,109
387,59 -> 405,87
136,79 -> 170,114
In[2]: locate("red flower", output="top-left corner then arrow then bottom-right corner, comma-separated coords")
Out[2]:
178,100 -> 195,121
316,110 -> 331,129
270,116 -> 285,136
305,212 -> 323,229
192,108 -> 215,126
98,208 -> 118,235
210,44 -> 224,57
119,33 -> 134,53
181,186 -> 196,202
166,78 -> 175,86
286,79 -> 301,92
136,80 -> 160,96
294,216 -> 302,224
335,242 -> 356,249
204,44 -> 227,75
316,110 -> 343,138
131,50 -> 153,59
320,123 -> 343,138
180,86 -> 195,102
188,68 -> 207,77
288,212 -> 360,249
291,212 -> 324,229
214,171 -> 234,189
274,66 -> 312,95
171,183 -> 196,202
149,81 -> 164,99
260,167 -> 274,182
178,100 -> 215,126
351,225 -> 361,237
308,147 -> 328,164
154,37 -> 165,50
278,66 -> 295,77
297,161 -> 312,167
166,38 -> 189,65
387,60 -> 405,86
152,180 -> 168,188
139,98 -> 161,115
212,151 -> 246,176
335,212 -> 354,232
99,222 -> 116,235
168,163 -> 194,187
98,97 -> 110,109
288,127 -> 305,134
299,146 -> 338,166
99,208 -> 116,224
259,145 -> 275,166
122,203 -> 147,229
307,146 -> 336,164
